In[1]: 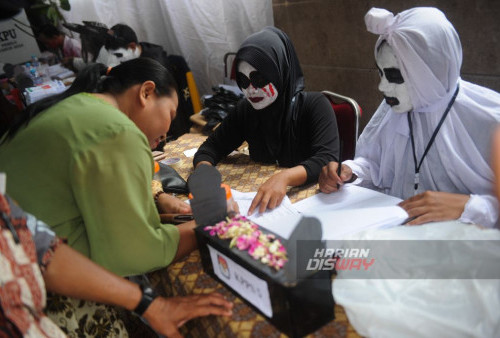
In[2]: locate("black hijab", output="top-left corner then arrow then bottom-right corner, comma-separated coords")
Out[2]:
234,27 -> 305,163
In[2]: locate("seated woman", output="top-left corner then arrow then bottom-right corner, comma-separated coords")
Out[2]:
0,191 -> 232,337
0,58 -> 196,276
319,7 -> 500,227
194,27 -> 340,214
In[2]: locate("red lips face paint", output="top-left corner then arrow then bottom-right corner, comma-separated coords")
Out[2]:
238,60 -> 279,110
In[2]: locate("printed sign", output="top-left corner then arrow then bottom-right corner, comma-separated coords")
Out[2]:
0,10 -> 40,65
208,245 -> 273,317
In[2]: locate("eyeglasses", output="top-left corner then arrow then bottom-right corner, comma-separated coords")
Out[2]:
236,71 -> 269,89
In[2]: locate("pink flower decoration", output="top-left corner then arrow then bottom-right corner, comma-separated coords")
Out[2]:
205,215 -> 288,270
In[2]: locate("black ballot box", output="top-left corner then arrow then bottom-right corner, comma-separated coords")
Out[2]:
194,225 -> 335,337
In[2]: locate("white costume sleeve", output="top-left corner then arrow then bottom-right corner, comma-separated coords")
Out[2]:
461,195 -> 499,228
343,158 -> 377,189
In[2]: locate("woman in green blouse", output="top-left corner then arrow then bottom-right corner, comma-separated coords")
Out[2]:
0,58 -> 195,276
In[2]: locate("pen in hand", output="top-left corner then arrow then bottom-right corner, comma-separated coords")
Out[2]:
336,140 -> 343,189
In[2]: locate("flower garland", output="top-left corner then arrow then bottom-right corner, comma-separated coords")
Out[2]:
204,215 -> 288,270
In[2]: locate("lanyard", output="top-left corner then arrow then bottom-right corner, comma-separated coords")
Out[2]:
407,85 -> 460,193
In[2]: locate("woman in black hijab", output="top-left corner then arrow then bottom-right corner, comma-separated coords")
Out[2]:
194,27 -> 339,214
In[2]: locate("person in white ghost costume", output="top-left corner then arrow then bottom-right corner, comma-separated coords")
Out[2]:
319,7 -> 500,228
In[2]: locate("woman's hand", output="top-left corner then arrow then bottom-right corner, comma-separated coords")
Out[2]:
318,162 -> 353,193
143,293 -> 233,338
248,166 -> 307,215
248,172 -> 289,215
398,191 -> 470,225
157,193 -> 191,214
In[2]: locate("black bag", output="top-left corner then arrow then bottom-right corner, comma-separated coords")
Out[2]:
201,86 -> 243,134
157,162 -> 189,194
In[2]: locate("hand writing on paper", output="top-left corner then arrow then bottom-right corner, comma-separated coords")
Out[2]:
157,193 -> 192,214
398,191 -> 470,225
143,293 -> 233,338
248,172 -> 289,215
319,162 -> 353,193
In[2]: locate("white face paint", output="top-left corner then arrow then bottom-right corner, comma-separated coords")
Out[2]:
237,60 -> 278,110
376,43 -> 413,113
105,47 -> 141,67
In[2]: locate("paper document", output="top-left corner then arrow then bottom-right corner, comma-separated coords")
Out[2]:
231,189 -> 300,234
208,245 -> 272,317
46,64 -> 72,77
183,147 -> 198,157
228,186 -> 408,241
293,184 -> 403,214
302,206 -> 409,240
293,185 -> 407,240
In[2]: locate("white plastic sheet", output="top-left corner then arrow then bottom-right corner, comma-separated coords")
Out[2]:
333,222 -> 500,337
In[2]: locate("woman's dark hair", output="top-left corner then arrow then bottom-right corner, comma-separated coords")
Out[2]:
1,58 -> 177,143
105,24 -> 138,50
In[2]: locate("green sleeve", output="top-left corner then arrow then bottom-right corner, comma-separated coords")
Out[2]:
70,127 -> 179,276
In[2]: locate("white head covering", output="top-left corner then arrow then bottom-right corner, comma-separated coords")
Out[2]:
366,7 -> 461,110
346,7 -> 500,227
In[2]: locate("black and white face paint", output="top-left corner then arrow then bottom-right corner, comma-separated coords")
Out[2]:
105,47 -> 141,67
376,43 -> 413,113
237,61 -> 278,110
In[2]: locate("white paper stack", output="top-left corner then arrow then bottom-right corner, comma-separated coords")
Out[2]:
46,64 -> 74,79
230,185 -> 408,241
24,80 -> 67,105
293,185 -> 403,213
304,206 -> 409,240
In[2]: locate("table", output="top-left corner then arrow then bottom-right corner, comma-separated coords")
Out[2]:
149,133 -> 360,337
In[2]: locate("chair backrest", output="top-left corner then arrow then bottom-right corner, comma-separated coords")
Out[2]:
322,91 -> 362,162
223,52 -> 237,81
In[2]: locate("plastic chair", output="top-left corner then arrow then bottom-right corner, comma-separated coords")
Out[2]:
322,91 -> 362,161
